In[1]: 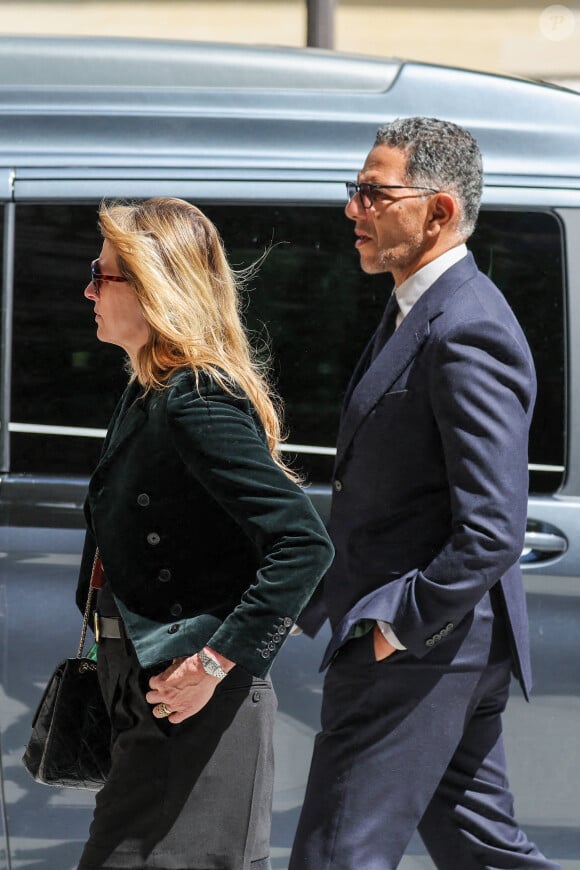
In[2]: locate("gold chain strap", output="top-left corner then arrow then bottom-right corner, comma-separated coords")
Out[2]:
76,549 -> 100,659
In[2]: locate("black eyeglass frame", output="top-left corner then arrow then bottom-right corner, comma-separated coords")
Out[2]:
90,259 -> 128,295
345,182 -> 440,208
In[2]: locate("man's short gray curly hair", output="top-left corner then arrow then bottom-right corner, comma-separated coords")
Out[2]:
374,117 -> 483,239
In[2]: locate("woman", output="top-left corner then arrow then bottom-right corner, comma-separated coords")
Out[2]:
75,197 -> 334,870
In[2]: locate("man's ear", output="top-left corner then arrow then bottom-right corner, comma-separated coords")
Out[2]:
426,193 -> 456,236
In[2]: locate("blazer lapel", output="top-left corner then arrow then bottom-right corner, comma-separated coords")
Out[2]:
95,381 -> 148,473
335,253 -> 478,469
335,315 -> 430,466
340,331 -> 376,416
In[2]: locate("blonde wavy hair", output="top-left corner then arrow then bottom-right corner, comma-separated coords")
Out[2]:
98,197 -> 295,479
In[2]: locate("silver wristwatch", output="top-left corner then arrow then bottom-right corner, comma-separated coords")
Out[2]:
198,648 -> 228,680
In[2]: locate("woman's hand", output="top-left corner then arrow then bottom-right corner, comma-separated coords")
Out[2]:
146,648 -> 234,724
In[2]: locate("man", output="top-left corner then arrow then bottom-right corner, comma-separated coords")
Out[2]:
289,117 -> 558,870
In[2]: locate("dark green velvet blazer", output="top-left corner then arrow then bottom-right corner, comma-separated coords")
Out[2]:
76,368 -> 334,678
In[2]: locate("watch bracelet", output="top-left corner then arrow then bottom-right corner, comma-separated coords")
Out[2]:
198,648 -> 228,680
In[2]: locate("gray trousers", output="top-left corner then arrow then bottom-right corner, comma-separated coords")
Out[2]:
78,633 -> 276,870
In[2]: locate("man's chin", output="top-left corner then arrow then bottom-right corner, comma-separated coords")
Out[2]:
359,254 -> 389,276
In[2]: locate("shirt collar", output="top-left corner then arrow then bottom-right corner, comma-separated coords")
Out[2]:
395,244 -> 467,321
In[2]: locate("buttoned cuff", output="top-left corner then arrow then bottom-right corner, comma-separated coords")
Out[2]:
376,620 -> 407,650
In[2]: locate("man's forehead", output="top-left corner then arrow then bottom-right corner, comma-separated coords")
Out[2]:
358,144 -> 408,180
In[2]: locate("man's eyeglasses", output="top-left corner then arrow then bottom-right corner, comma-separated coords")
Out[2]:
90,259 -> 128,296
346,182 -> 440,209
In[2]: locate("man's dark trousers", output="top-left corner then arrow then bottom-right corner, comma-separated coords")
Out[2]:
290,591 -> 557,869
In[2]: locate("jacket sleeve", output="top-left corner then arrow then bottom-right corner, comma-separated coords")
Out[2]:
339,313 -> 536,659
165,375 -> 334,676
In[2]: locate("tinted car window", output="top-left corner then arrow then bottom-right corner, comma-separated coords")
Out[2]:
11,205 -> 127,474
470,210 -> 564,495
11,204 -> 563,495
0,203 -> 6,473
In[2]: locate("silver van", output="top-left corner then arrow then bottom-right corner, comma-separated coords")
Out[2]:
0,35 -> 579,870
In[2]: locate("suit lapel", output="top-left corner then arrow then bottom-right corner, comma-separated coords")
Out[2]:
335,314 -> 431,465
95,380 -> 148,473
341,331 -> 376,415
335,253 -> 478,469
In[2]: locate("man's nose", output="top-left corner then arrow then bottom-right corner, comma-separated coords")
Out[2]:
345,192 -> 363,220
84,282 -> 97,300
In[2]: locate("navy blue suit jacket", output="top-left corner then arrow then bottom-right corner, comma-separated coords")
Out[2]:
306,253 -> 536,698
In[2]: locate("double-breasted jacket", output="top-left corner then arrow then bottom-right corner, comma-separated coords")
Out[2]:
76,368 -> 334,678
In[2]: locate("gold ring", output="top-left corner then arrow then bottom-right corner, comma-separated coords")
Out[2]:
155,703 -> 172,718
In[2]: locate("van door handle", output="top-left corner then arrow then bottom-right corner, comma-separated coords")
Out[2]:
522,531 -> 568,556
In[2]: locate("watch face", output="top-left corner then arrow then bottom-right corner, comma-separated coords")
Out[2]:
200,650 -> 226,679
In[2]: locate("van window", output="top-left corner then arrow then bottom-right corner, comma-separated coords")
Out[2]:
0,204 -> 6,463
11,204 -> 563,495
11,204 -> 128,474
469,210 -> 564,495
0,205 -> 4,273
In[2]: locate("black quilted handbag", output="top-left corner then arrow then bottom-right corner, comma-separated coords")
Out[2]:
22,552 -> 112,790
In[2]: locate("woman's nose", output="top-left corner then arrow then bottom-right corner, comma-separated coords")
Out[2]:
84,281 -> 98,300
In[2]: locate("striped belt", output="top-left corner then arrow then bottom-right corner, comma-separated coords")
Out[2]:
94,613 -> 122,642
